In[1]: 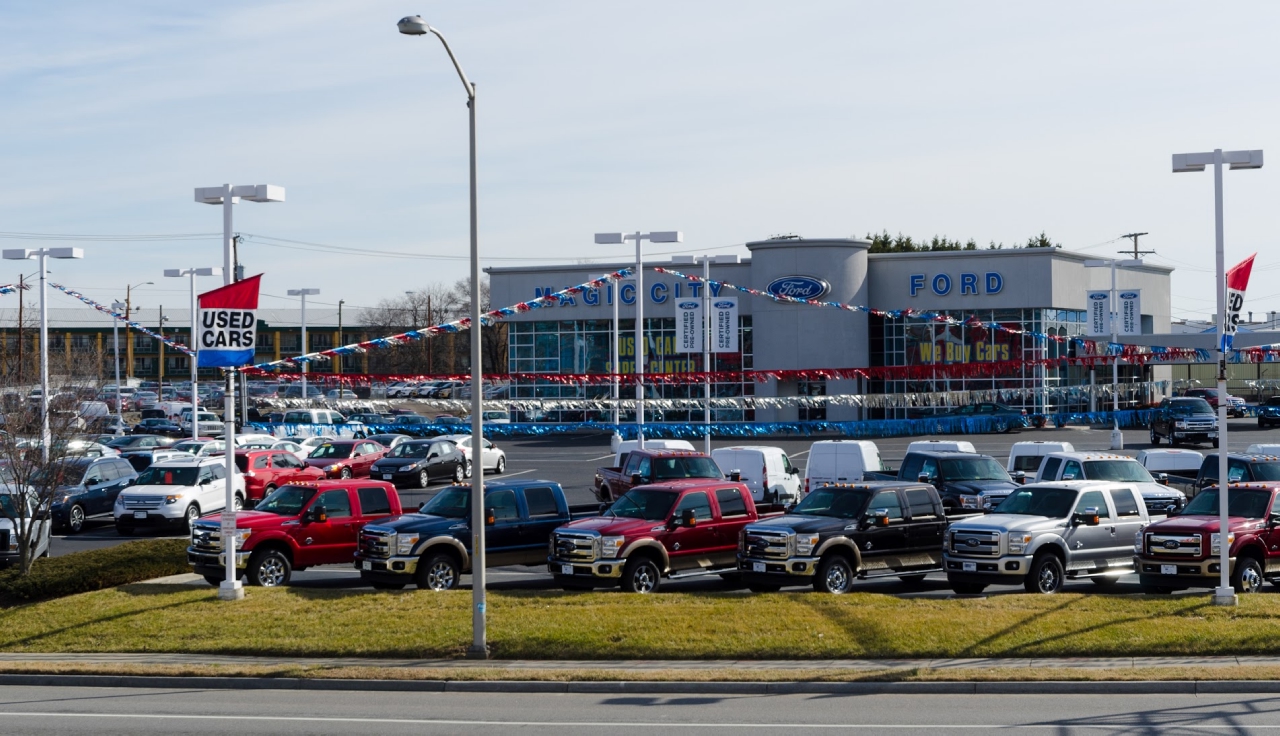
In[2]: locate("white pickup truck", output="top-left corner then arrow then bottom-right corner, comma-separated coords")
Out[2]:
1033,451 -> 1185,517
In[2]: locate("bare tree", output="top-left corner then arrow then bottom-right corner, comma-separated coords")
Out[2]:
359,276 -> 507,375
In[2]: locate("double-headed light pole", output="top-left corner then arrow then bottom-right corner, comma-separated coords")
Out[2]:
398,14 -> 488,658
2,247 -> 84,460
594,231 -> 683,450
194,182 -> 284,602
1173,147 -> 1263,607
1083,257 -> 1143,449
165,267 -> 223,439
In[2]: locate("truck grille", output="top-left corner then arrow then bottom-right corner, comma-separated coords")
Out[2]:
191,523 -> 221,553
1146,533 -> 1202,558
552,531 -> 599,562
1143,497 -> 1183,516
360,526 -> 394,559
1179,419 -> 1216,431
742,528 -> 791,560
122,495 -> 164,510
949,528 -> 1001,557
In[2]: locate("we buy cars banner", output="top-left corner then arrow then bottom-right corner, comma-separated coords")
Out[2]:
1223,254 -> 1256,351
197,275 -> 261,367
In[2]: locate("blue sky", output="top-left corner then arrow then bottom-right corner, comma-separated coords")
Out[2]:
3,1 -> 1280,323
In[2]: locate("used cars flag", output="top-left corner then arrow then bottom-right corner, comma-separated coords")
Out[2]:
1223,253 -> 1256,351
197,275 -> 261,367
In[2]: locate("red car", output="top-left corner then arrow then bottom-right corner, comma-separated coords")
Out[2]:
234,449 -> 326,504
304,439 -> 387,479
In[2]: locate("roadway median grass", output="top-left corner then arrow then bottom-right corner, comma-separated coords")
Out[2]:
2,585 -> 1280,660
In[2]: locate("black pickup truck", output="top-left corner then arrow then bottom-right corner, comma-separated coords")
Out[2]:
738,482 -> 951,593
867,450 -> 1022,512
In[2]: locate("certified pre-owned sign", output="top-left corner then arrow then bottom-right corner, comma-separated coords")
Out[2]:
766,275 -> 830,300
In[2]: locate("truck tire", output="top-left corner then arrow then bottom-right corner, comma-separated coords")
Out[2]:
1149,427 -> 1160,445
1025,553 -> 1065,594
950,582 -> 986,595
247,548 -> 292,587
600,485 -> 613,502
183,504 -> 201,533
415,552 -> 460,591
814,554 -> 855,594
1232,555 -> 1264,594
1212,439 -> 1220,448
621,557 -> 661,594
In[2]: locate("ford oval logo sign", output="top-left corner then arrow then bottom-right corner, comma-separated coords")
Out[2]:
1120,291 -> 1139,299
677,301 -> 699,309
767,276 -> 829,300
1089,293 -> 1108,301
714,300 -> 734,309
1163,539 -> 1180,550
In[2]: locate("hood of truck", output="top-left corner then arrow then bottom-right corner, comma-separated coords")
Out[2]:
560,515 -> 665,536
226,510 -> 302,529
943,480 -> 1017,495
745,514 -> 847,535
949,514 -> 1070,535
1145,515 -> 1264,535
367,513 -> 464,534
1131,482 -> 1186,500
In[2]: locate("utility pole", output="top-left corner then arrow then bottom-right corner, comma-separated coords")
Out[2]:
16,275 -> 24,385
157,306 -> 166,385
1118,232 -> 1154,260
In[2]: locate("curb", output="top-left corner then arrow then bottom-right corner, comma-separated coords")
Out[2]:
1,674 -> 1278,695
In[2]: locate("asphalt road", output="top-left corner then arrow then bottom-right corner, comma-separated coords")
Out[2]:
50,419 -> 1280,595
0,686 -> 1277,734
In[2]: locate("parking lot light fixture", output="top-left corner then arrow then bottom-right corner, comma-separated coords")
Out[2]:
1173,147 -> 1263,607
165,268 -> 222,440
2,247 -> 84,461
594,231 -> 683,451
287,289 -> 321,402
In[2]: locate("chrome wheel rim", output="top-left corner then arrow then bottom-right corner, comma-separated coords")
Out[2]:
69,506 -> 84,532
1241,565 -> 1263,593
454,466 -> 464,482
340,468 -> 352,479
420,470 -> 430,488
1037,563 -> 1060,593
826,562 -> 851,593
232,496 -> 242,511
632,565 -> 656,593
496,458 -> 505,473
258,556 -> 287,586
186,506 -> 199,524
426,561 -> 455,590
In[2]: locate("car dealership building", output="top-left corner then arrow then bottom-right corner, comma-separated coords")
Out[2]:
487,237 -> 1174,423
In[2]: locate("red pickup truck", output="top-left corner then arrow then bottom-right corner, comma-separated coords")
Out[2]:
1136,481 -> 1280,594
187,479 -> 402,587
549,479 -> 785,593
593,449 -> 725,502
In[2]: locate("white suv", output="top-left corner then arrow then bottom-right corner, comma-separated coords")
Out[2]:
113,457 -> 245,534
180,410 -> 224,436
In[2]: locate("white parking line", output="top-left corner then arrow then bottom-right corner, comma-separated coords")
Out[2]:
493,469 -> 536,478
587,454 -> 615,461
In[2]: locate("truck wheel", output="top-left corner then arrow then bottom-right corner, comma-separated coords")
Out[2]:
621,557 -> 661,594
415,552 -> 459,591
247,548 -> 292,587
1212,439 -> 1220,448
1232,556 -> 1264,594
898,573 -> 928,585
814,555 -> 855,594
1149,427 -> 1160,445
600,485 -> 613,502
1025,553 -> 1065,594
183,504 -> 201,533
67,505 -> 85,534
950,582 -> 987,595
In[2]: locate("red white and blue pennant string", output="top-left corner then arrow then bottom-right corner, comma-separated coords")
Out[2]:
49,283 -> 195,356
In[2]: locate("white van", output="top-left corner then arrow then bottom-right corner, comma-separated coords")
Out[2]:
906,440 -> 976,455
282,409 -> 347,425
609,439 -> 696,469
711,446 -> 802,503
158,401 -> 193,423
1136,448 -> 1205,477
803,440 -> 884,495
1006,440 -> 1075,475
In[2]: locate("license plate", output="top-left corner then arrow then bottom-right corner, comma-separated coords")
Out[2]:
752,562 -> 765,573
362,560 -> 371,571
962,562 -> 977,572
383,474 -> 393,480
1161,564 -> 1177,575
560,564 -> 573,575
133,511 -> 147,520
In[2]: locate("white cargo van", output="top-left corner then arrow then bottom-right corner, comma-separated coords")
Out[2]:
609,439 -> 696,469
906,440 -> 976,454
1136,448 -> 1204,478
711,446 -> 802,503
803,440 -> 884,495
1006,440 -> 1075,475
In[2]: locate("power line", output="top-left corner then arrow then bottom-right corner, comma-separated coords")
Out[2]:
1118,232 -> 1154,260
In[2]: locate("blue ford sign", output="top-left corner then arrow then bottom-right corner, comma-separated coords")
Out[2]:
767,276 -> 829,300
677,301 -> 699,309
714,300 -> 735,309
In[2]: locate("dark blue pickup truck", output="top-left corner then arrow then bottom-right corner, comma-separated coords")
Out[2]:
354,479 -> 598,590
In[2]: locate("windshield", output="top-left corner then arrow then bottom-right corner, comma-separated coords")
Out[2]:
421,487 -> 469,518
1170,399 -> 1213,415
650,457 -> 723,480
136,466 -> 199,486
791,488 -> 871,519
609,489 -> 680,521
106,436 -> 140,448
994,487 -> 1079,518
308,443 -> 353,459
390,443 -> 431,459
1082,460 -> 1154,483
256,485 -> 317,516
1182,488 -> 1272,518
940,457 -> 1010,482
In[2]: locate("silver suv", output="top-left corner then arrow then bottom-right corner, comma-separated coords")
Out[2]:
943,481 -> 1150,594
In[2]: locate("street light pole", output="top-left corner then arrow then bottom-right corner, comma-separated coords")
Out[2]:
165,268 -> 222,440
2,248 -> 84,461
111,301 -> 125,435
287,289 -> 320,401
595,231 -> 683,450
399,14 -> 488,659
1173,147 -> 1264,607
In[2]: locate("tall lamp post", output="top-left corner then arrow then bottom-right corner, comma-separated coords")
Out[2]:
598,274 -> 624,435
111,300 -> 126,434
1,247 -> 84,461
594,231 -> 683,450
287,289 -> 320,401
398,14 -> 488,659
195,182 -> 285,603
165,268 -> 223,440
1173,147 -> 1263,607
1083,257 -> 1143,450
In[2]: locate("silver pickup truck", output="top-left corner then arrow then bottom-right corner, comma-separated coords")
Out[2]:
943,481 -> 1150,594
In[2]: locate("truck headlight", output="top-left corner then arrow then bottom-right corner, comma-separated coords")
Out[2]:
396,534 -> 420,556
114,496 -> 124,508
959,494 -> 980,509
1134,531 -> 1144,554
222,529 -> 252,549
1210,532 -> 1234,556
164,494 -> 183,505
1175,421 -> 1188,429
601,536 -> 625,558
1008,534 -> 1032,554
795,533 -> 820,556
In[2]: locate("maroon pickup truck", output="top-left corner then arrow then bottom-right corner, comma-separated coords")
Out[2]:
593,449 -> 725,502
1136,481 -> 1280,594
549,479 -> 786,593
